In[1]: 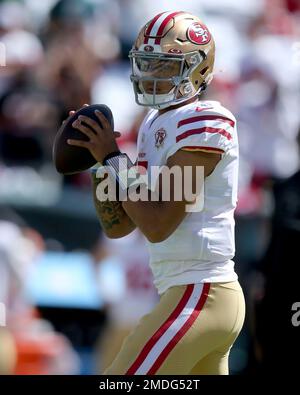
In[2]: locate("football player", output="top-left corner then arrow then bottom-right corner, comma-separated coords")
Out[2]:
67,11 -> 245,375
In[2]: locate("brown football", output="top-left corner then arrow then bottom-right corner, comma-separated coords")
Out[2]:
53,104 -> 114,175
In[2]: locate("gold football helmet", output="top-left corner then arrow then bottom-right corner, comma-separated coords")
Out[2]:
129,11 -> 215,110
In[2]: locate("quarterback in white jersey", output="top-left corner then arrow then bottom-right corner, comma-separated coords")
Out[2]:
137,99 -> 238,295
68,11 -> 245,375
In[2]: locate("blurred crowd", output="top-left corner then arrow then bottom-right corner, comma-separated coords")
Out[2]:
0,0 -> 299,375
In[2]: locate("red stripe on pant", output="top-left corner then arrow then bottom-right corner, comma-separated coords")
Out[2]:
147,283 -> 210,374
126,284 -> 194,375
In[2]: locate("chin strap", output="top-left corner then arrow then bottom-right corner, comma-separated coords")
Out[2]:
200,81 -> 208,93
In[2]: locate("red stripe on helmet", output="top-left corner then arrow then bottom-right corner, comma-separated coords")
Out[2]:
144,12 -> 166,44
154,11 -> 184,45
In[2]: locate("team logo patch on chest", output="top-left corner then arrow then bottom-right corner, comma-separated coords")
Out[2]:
154,128 -> 167,148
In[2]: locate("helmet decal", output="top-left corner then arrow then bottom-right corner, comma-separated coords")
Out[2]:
144,45 -> 154,52
187,22 -> 211,45
168,48 -> 182,54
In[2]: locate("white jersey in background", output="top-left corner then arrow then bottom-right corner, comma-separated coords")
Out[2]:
98,230 -> 158,326
136,100 -> 239,295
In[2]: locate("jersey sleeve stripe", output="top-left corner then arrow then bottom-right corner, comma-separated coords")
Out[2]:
177,115 -> 235,129
176,127 -> 232,143
181,146 -> 225,154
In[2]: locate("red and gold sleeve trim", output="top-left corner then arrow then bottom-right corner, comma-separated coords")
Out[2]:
181,146 -> 225,154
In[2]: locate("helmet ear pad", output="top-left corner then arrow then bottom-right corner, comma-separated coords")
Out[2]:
177,81 -> 194,98
189,52 -> 214,93
176,51 -> 211,98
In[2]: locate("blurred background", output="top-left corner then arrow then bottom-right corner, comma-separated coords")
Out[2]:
0,0 -> 299,375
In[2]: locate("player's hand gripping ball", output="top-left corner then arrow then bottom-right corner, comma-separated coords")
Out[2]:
53,104 -> 120,175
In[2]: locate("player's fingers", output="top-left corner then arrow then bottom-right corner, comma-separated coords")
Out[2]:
69,103 -> 88,117
77,115 -> 102,134
72,120 -> 95,140
62,112 -> 74,125
67,139 -> 91,149
95,110 -> 111,130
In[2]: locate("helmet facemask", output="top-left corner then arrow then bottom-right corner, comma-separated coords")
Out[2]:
129,51 -> 207,110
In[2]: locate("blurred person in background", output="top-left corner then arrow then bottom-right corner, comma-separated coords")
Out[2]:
0,328 -> 16,374
0,216 -> 80,374
0,1 -> 46,167
95,230 -> 158,372
252,127 -> 300,375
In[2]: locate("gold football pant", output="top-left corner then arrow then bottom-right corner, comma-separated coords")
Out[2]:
104,281 -> 245,375
0,328 -> 16,374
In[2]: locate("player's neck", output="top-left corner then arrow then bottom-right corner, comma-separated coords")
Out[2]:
158,97 -> 198,115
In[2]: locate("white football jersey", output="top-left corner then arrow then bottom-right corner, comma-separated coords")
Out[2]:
136,100 -> 239,295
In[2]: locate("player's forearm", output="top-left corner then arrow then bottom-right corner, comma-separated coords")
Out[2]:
91,174 -> 136,238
